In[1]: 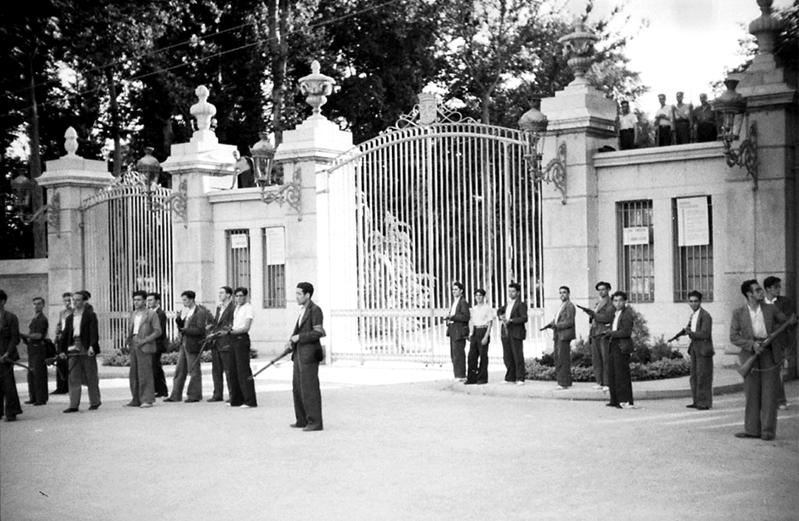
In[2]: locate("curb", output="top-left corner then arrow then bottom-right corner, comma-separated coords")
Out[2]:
444,379 -> 744,401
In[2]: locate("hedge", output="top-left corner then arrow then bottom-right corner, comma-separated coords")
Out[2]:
525,357 -> 690,382
102,348 -> 258,367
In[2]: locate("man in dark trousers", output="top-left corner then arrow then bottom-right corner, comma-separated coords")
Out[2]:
730,279 -> 791,441
763,276 -> 795,410
678,290 -> 715,410
208,286 -> 235,402
445,282 -> 470,382
147,292 -> 169,398
544,286 -> 575,390
0,289 -> 23,422
582,281 -> 614,391
227,287 -> 257,408
52,292 -> 73,394
59,290 -> 102,413
21,297 -> 49,405
165,290 -> 211,403
466,288 -> 493,385
605,291 -> 635,409
290,282 -> 326,431
499,282 -> 528,385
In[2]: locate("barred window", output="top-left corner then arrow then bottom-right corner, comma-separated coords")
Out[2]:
226,229 -> 251,290
672,196 -> 713,301
617,200 -> 654,303
262,227 -> 286,308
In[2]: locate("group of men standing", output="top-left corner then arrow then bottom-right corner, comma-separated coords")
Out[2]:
0,282 -> 327,432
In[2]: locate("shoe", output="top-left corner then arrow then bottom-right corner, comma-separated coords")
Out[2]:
620,402 -> 636,409
686,404 -> 697,408
302,424 -> 323,432
761,434 -> 775,441
778,403 -> 789,411
239,404 -> 250,408
33,402 -> 46,406
125,402 -> 140,407
290,423 -> 307,428
605,402 -> 621,408
5,415 -> 17,422
24,400 -> 35,405
139,403 -> 153,408
593,385 -> 603,390
734,432 -> 759,439
163,397 -> 178,402
464,381 -> 476,385
62,408 -> 79,413
51,390 -> 68,395
476,381 -> 488,385
696,406 -> 710,410
554,386 -> 567,390
515,381 -> 525,386
154,393 -> 168,398
601,386 -> 609,392
185,399 -> 200,403
89,403 -> 101,410
207,397 -> 222,402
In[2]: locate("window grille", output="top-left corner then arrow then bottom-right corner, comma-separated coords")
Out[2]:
262,227 -> 286,308
616,200 -> 654,303
672,196 -> 713,301
226,229 -> 251,291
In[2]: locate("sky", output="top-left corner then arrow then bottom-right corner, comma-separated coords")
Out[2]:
562,0 -> 794,113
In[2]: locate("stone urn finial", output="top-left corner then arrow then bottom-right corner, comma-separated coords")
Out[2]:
64,127 -> 79,157
558,20 -> 599,85
749,0 -> 782,56
299,60 -> 335,117
190,85 -> 217,133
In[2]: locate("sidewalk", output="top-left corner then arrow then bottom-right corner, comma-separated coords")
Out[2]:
446,367 -> 744,401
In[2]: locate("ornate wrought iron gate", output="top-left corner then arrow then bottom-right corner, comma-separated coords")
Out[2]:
326,97 -> 546,363
79,172 -> 183,351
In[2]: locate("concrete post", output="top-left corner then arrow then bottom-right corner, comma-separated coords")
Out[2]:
38,127 -> 114,327
161,86 -> 237,310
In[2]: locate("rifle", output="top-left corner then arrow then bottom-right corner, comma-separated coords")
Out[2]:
738,314 -> 797,377
576,304 -> 595,317
0,355 -> 31,372
186,334 -> 220,375
248,345 -> 293,380
539,323 -> 553,332
667,329 -> 688,343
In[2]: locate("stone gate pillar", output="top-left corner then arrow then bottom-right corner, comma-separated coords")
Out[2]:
538,22 -> 617,342
162,86 -> 237,309
38,128 -> 114,326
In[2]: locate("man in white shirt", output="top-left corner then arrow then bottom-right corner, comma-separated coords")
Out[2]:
51,292 -> 73,394
654,93 -> 673,146
672,91 -> 693,144
543,286 -> 575,390
466,289 -> 493,385
680,291 -> 714,410
227,287 -> 257,408
763,276 -> 795,410
126,290 -> 161,408
618,101 -> 638,150
730,279 -> 791,441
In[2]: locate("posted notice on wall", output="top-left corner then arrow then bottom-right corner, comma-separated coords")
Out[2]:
230,234 -> 248,249
676,196 -> 709,246
265,227 -> 286,265
623,226 -> 649,245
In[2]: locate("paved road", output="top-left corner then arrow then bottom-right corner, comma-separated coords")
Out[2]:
1,374 -> 797,521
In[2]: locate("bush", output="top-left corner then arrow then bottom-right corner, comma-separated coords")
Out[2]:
102,347 -> 258,367
570,337 -> 593,368
525,356 -> 690,382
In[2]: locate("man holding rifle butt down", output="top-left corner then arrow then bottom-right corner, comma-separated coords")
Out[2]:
730,280 -> 795,441
669,291 -> 714,410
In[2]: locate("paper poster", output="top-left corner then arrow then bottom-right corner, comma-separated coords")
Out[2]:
230,233 -> 248,249
265,227 -> 286,265
677,197 -> 709,246
623,226 -> 649,245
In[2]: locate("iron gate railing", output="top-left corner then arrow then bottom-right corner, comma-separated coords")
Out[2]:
325,100 -> 547,363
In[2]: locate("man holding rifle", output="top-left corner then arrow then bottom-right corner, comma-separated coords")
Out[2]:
730,280 -> 793,441
669,291 -> 714,410
577,282 -> 615,391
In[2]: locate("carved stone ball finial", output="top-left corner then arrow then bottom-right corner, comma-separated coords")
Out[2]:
190,85 -> 217,132
749,0 -> 782,56
64,126 -> 79,157
558,20 -> 599,84
298,60 -> 335,117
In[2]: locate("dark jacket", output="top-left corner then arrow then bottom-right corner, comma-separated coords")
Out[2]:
0,310 -> 21,361
446,298 -> 470,341
212,302 -> 235,351
58,308 -> 100,354
155,307 -> 168,353
730,303 -> 787,365
177,305 -> 212,354
292,301 -> 326,363
687,308 -> 714,357
500,299 -> 528,340
548,301 -> 575,342
589,298 -> 615,338
607,306 -> 634,354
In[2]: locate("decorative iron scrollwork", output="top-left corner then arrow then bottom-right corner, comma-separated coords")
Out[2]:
18,191 -> 61,236
722,122 -> 758,190
260,165 -> 302,220
524,140 -> 567,204
388,92 -> 476,131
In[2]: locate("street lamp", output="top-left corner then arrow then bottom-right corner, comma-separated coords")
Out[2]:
518,99 -> 568,204
10,172 -> 60,234
134,147 -> 187,221
135,147 -> 163,189
712,78 -> 758,189
250,132 -> 277,186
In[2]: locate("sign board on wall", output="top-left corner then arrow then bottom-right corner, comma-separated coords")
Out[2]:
230,234 -> 248,249
623,226 -> 649,245
676,196 -> 709,246
265,227 -> 286,265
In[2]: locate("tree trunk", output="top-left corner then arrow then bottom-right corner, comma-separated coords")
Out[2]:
106,67 -> 122,176
28,53 -> 46,258
269,0 -> 290,146
481,90 -> 492,124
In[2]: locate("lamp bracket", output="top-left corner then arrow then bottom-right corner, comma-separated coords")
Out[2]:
722,122 -> 758,190
19,191 -> 61,236
260,165 -> 303,220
